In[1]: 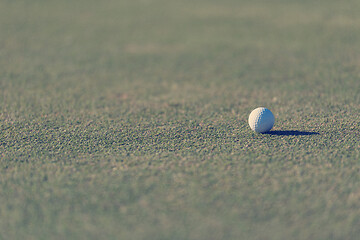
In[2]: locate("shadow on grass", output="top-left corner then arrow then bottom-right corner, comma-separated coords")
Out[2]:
263,130 -> 319,136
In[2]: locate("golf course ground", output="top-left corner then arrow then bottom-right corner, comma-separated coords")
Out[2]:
0,0 -> 359,239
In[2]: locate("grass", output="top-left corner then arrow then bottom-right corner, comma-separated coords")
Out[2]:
0,0 -> 360,239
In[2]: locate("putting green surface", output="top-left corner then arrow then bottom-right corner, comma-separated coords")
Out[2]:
1,0 -> 359,239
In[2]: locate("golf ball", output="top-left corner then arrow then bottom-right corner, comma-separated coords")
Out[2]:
248,107 -> 275,133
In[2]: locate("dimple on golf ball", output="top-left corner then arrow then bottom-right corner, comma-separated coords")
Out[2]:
248,107 -> 275,133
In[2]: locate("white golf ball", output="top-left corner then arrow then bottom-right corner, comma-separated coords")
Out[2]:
248,107 -> 275,133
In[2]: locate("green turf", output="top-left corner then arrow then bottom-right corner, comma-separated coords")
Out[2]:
1,0 -> 360,239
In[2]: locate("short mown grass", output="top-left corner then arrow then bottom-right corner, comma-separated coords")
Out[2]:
0,0 -> 359,239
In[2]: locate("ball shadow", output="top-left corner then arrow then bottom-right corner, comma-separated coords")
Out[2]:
263,130 -> 319,136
